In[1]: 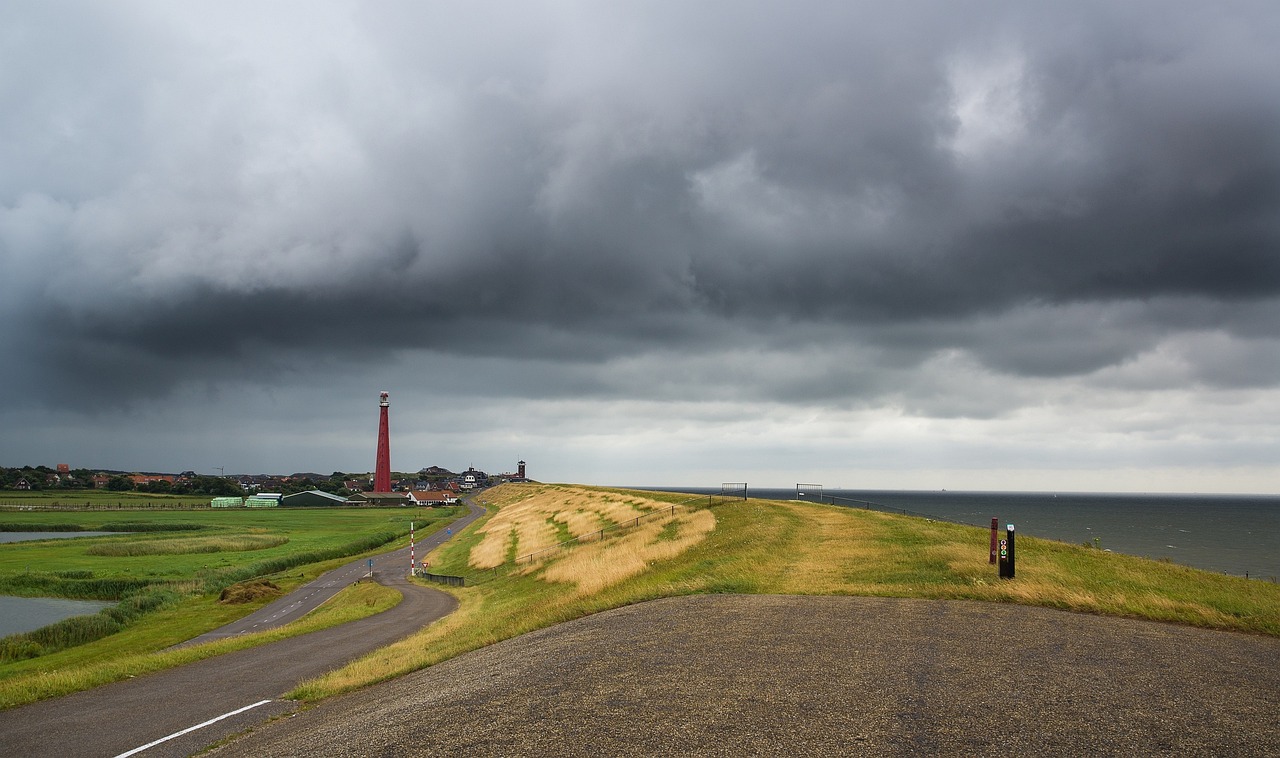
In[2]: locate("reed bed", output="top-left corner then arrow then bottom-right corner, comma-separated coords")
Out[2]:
191,531 -> 400,594
85,535 -> 289,556
0,573 -> 157,600
0,586 -> 181,662
99,522 -> 207,532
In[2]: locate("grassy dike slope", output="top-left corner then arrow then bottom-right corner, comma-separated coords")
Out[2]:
292,482 -> 1280,701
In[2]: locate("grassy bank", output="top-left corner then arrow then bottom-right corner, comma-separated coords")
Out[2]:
293,483 -> 1280,701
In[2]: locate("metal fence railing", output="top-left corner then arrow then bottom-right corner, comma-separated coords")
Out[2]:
416,571 -> 466,587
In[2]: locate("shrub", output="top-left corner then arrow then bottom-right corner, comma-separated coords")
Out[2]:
54,570 -> 94,579
0,573 -> 155,600
85,535 -> 288,556
100,522 -> 206,532
0,522 -> 83,532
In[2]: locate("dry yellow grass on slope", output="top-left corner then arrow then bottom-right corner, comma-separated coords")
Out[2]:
467,485 -> 714,594
541,509 -> 716,595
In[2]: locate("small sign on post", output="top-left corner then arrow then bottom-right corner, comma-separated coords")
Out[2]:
998,524 -> 1016,579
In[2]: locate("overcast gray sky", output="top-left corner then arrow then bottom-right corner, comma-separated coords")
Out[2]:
3,1 -> 1279,491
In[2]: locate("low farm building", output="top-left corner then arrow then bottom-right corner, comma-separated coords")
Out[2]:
347,491 -> 410,506
281,490 -> 349,507
408,490 -> 458,506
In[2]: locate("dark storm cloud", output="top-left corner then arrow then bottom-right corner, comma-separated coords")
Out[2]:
3,1 -> 1279,415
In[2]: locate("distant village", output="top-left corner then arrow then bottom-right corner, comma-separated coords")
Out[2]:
0,461 -> 531,506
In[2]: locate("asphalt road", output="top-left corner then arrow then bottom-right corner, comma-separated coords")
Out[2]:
0,501 -> 484,758
207,594 -> 1280,757
179,500 -> 484,647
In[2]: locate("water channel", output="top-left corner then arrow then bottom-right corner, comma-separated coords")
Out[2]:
1,531 -> 122,636
0,596 -> 114,637
0,531 -> 122,543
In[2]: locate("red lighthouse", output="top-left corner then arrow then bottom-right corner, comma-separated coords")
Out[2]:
374,391 -> 392,493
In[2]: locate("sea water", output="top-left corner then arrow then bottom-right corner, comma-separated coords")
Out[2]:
641,488 -> 1280,579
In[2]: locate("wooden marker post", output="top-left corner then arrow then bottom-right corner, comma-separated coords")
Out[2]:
989,518 -> 999,564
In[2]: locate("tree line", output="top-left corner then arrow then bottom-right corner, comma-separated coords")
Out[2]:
0,466 -> 242,496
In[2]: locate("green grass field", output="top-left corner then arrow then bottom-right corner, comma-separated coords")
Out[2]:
0,489 -> 214,508
0,508 -> 439,598
0,505 -> 462,706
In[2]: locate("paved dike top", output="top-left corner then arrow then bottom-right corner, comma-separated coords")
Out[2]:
210,594 -> 1280,757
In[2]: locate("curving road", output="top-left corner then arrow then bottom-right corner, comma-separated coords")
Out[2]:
0,500 -> 484,758
180,500 -> 483,647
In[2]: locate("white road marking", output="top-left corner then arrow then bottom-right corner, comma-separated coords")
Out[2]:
113,699 -> 275,758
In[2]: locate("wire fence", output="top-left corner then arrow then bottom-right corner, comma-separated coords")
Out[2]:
813,494 -> 984,528
0,502 -> 214,511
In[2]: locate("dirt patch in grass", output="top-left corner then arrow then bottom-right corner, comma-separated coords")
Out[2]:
219,579 -> 283,605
